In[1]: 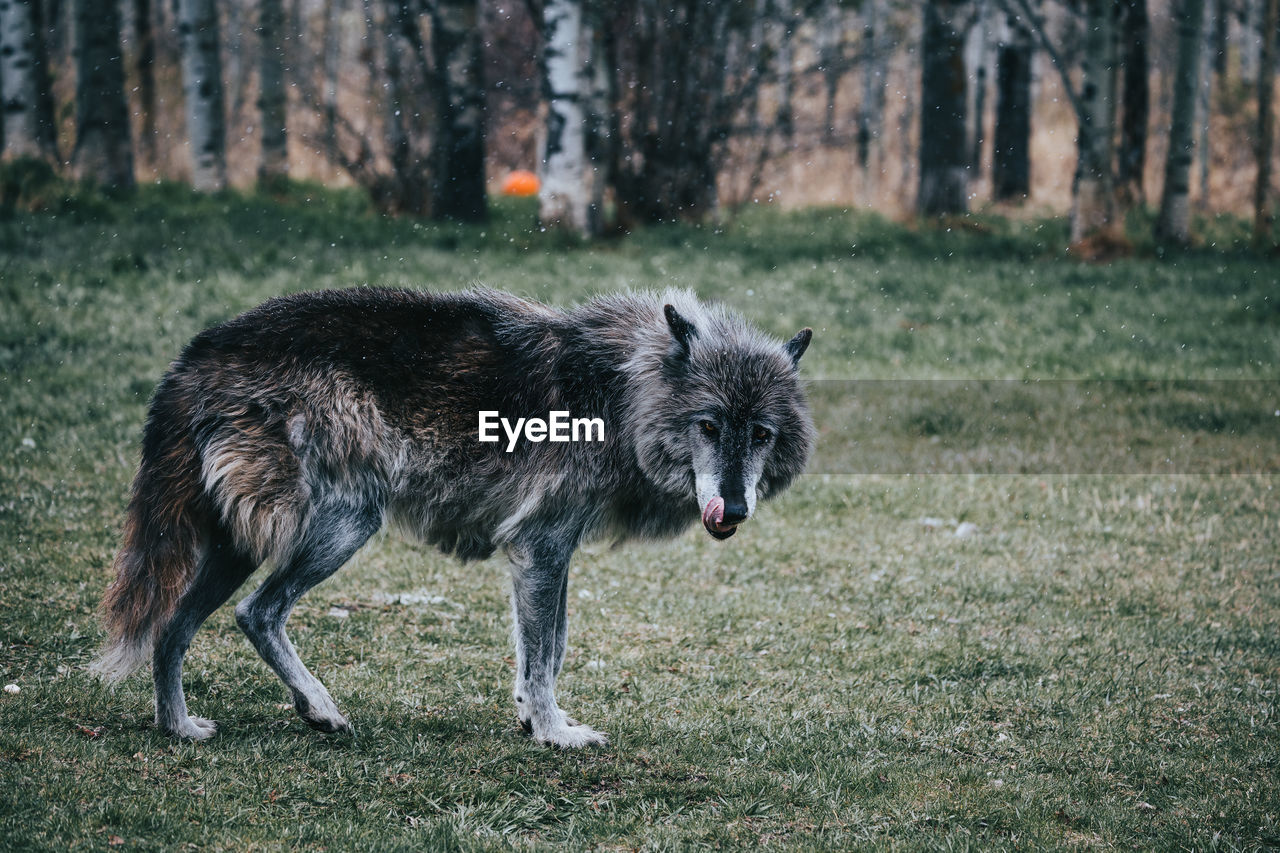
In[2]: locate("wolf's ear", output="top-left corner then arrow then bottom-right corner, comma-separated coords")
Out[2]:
664,304 -> 698,356
784,328 -> 812,367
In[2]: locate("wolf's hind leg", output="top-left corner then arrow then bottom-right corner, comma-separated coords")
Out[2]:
153,529 -> 258,740
235,497 -> 381,735
510,541 -> 607,748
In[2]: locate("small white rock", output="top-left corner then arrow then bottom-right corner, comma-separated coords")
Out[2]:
327,607 -> 350,619
20,437 -> 35,449
3,684 -> 19,694
954,522 -> 979,539
920,517 -> 945,530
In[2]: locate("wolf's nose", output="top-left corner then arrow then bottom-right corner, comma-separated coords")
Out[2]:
721,500 -> 749,525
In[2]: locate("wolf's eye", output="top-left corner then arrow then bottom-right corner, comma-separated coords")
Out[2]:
699,420 -> 719,438
752,426 -> 773,444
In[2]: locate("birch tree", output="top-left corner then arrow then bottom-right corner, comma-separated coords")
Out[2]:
429,0 -> 487,222
918,0 -> 971,216
177,0 -> 227,191
258,0 -> 288,184
992,8 -> 1032,200
1156,0 -> 1206,244
71,0 -> 134,189
999,0 -> 1120,241
966,0 -> 991,179
539,0 -> 602,235
1069,0 -> 1119,242
0,0 -> 57,161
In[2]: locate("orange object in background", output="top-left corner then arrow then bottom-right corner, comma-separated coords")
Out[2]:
501,170 -> 540,196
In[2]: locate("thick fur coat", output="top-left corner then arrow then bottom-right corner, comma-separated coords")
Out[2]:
95,287 -> 813,747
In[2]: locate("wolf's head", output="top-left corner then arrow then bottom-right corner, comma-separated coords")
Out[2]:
629,294 -> 815,540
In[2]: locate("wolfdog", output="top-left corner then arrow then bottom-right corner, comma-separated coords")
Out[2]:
94,287 -> 813,748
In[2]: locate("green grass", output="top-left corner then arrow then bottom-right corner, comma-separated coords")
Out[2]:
1,184 -> 1278,850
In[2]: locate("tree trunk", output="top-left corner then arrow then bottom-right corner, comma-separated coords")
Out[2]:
134,0 -> 156,166
967,0 -> 990,178
321,0 -> 343,160
177,0 -> 227,191
429,0 -> 487,222
1242,0 -> 1261,84
72,0 -> 134,189
381,1 -> 414,212
1117,0 -> 1148,205
1157,0 -> 1206,245
775,0 -> 795,143
539,0 -> 601,235
0,0 -> 57,160
992,8 -> 1032,201
857,0 -> 885,170
1196,0 -> 1214,210
257,0 -> 288,185
918,0 -> 970,217
1253,0 -> 1278,245
1069,0 -> 1119,243
611,0 -> 731,223
818,0 -> 841,141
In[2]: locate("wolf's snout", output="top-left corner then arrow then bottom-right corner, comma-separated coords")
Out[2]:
720,500 -> 749,525
702,496 -> 740,540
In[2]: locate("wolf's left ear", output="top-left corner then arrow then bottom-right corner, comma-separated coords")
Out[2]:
664,304 -> 698,356
785,328 -> 812,367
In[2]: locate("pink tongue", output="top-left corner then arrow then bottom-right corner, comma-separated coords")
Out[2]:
702,496 -> 726,528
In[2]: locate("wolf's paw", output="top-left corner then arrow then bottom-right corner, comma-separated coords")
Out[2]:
294,693 -> 352,735
519,715 -> 580,733
535,721 -> 609,749
162,715 -> 219,740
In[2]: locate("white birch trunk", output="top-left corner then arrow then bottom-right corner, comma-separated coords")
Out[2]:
966,0 -> 991,178
539,0 -> 594,235
1069,0 -> 1118,242
177,0 -> 227,191
1241,0 -> 1261,84
1156,0 -> 1206,245
0,0 -> 55,160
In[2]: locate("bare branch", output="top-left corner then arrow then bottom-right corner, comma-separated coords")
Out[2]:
995,0 -> 1087,123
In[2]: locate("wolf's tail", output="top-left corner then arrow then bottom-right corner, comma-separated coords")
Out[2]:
92,405 -> 208,682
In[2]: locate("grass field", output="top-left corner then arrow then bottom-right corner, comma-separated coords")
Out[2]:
1,185 -> 1278,850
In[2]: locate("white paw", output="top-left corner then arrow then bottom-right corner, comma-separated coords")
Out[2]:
534,721 -> 609,749
294,692 -> 352,735
162,715 -> 219,740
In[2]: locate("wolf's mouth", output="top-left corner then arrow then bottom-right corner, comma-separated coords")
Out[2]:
701,497 -> 739,540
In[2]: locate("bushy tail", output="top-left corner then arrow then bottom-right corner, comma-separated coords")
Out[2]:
92,417 -> 208,682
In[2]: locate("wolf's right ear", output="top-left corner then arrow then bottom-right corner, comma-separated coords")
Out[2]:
784,328 -> 812,367
664,304 -> 698,356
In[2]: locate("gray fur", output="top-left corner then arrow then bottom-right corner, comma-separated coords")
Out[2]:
99,287 -> 814,749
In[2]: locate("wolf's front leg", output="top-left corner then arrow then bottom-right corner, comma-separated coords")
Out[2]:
508,542 -> 608,748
